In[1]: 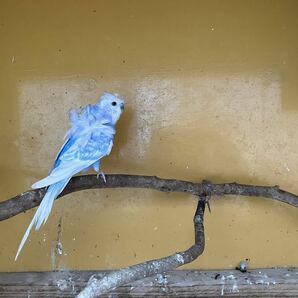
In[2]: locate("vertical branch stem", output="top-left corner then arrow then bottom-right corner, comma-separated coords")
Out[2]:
77,197 -> 206,297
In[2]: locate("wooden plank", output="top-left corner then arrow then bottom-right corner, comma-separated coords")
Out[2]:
1,268 -> 298,297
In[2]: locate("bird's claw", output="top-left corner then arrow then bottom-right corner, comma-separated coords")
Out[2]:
201,180 -> 211,213
200,194 -> 211,213
206,199 -> 211,213
97,172 -> 106,183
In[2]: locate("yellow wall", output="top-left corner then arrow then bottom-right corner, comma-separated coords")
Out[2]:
1,0 -> 298,271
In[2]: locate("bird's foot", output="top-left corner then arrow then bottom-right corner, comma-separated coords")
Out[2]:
206,197 -> 211,213
201,180 -> 212,213
97,171 -> 106,183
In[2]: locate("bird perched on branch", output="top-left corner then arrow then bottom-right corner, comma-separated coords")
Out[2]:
15,92 -> 125,260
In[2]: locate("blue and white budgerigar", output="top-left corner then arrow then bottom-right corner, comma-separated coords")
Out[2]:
15,92 -> 124,260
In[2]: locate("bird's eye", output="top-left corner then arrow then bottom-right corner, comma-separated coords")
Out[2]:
111,101 -> 117,106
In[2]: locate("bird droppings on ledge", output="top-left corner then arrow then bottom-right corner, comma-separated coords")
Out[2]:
236,260 -> 249,273
0,268 -> 297,296
155,273 -> 169,293
56,276 -> 76,295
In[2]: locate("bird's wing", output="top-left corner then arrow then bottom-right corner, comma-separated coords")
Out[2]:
50,104 -> 113,172
50,105 -> 92,171
32,131 -> 113,189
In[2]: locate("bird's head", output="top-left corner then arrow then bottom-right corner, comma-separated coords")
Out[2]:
97,92 -> 125,124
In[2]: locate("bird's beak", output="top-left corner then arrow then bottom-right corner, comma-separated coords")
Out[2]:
120,103 -> 124,110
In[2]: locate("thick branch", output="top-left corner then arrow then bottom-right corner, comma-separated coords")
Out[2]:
1,174 -> 298,221
77,197 -> 206,297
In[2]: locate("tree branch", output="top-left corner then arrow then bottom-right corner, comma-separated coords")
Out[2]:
77,197 -> 206,297
1,174 -> 298,222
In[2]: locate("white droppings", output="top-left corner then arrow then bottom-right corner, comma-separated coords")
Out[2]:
57,279 -> 68,291
256,279 -> 264,285
219,273 -> 240,295
246,278 -> 253,285
255,274 -> 276,286
284,163 -> 290,171
57,242 -> 63,255
220,275 -> 225,296
220,285 -> 225,296
226,274 -> 235,280
232,284 -> 239,293
238,260 -> 248,272
175,253 -> 185,265
155,274 -> 169,294
155,274 -> 168,285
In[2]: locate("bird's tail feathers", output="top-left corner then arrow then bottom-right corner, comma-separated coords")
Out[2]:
32,176 -> 53,189
15,178 -> 70,260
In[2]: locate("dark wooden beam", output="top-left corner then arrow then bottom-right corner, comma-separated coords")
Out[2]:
1,268 -> 298,297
